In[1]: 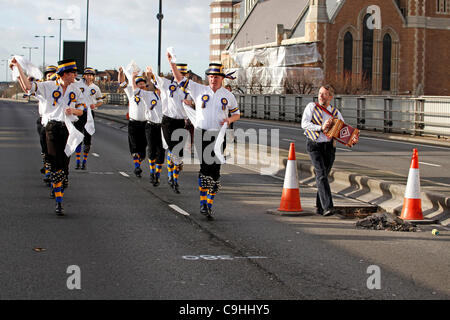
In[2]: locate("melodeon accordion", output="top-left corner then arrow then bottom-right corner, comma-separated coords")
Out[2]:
325,118 -> 359,147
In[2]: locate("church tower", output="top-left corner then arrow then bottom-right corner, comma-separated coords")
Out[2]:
305,0 -> 329,42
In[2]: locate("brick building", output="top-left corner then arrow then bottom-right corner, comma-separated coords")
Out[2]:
222,0 -> 450,96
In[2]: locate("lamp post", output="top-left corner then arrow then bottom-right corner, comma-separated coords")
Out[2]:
35,35 -> 54,71
85,0 -> 90,68
157,0 -> 163,75
22,46 -> 39,62
48,17 -> 74,60
1,59 -> 8,82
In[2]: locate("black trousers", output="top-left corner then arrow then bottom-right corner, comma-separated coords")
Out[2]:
36,117 -> 48,156
74,111 -> 93,147
128,120 -> 147,159
45,121 -> 70,174
145,121 -> 165,164
197,129 -> 226,181
306,139 -> 336,211
161,115 -> 186,159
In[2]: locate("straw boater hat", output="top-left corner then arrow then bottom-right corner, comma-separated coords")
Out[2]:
135,76 -> 146,84
83,67 -> 96,75
44,65 -> 57,76
176,63 -> 189,75
56,59 -> 77,75
205,63 -> 226,77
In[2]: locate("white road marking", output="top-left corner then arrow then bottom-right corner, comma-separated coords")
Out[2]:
89,172 -> 114,175
92,153 -> 100,157
337,147 -> 352,152
169,204 -> 190,216
282,139 -> 296,142
119,171 -> 129,178
419,161 -> 441,167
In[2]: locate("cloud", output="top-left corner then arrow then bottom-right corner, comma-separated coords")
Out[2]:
0,0 -> 212,76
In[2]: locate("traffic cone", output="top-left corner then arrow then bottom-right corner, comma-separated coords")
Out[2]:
278,143 -> 302,212
400,148 -> 423,221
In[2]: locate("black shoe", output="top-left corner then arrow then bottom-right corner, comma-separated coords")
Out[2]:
206,207 -> 214,220
200,204 -> 209,216
81,163 -> 87,170
172,182 -> 180,194
55,203 -> 64,216
134,167 -> 142,178
153,176 -> 160,187
150,173 -> 155,184
323,208 -> 334,217
75,163 -> 81,170
316,208 -> 324,215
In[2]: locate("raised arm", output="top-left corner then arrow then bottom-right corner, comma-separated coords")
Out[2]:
167,52 -> 183,83
118,67 -> 126,85
9,58 -> 32,92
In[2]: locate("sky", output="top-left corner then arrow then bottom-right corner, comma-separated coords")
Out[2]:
0,0 -> 211,81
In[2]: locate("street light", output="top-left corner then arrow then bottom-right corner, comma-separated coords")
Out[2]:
85,0 -> 90,68
1,59 -> 8,82
22,46 -> 39,62
48,16 -> 74,60
157,0 -> 163,75
35,35 -> 55,71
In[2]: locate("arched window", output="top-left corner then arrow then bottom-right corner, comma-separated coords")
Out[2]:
343,32 -> 353,74
382,33 -> 392,91
362,13 -> 374,86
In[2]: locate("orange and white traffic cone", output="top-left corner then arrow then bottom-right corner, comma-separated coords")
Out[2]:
400,148 -> 423,221
278,143 -> 302,212
267,143 -> 310,216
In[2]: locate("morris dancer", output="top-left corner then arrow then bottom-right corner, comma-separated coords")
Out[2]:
74,67 -> 104,170
147,64 -> 189,194
11,58 -> 84,215
131,69 -> 164,186
168,55 -> 240,219
118,67 -> 148,178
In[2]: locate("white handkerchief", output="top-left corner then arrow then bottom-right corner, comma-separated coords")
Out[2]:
167,47 -> 177,63
10,55 -> 43,80
64,114 -> 84,157
214,123 -> 228,164
84,106 -> 95,136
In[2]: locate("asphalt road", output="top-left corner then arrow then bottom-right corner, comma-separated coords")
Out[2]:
0,101 -> 449,301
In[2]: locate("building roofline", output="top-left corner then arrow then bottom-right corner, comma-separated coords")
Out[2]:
225,0 -> 260,50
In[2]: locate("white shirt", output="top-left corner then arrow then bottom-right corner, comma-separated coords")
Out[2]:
139,90 -> 163,124
183,79 -> 240,130
153,75 -> 187,120
301,102 -> 344,143
123,85 -> 147,121
29,80 -> 84,124
74,79 -> 103,109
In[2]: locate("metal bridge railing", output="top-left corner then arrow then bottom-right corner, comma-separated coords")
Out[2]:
103,92 -> 450,138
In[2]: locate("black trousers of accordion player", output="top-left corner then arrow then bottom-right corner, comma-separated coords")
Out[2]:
45,120 -> 70,215
128,120 -> 147,177
196,128 -> 226,219
306,139 -> 336,216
